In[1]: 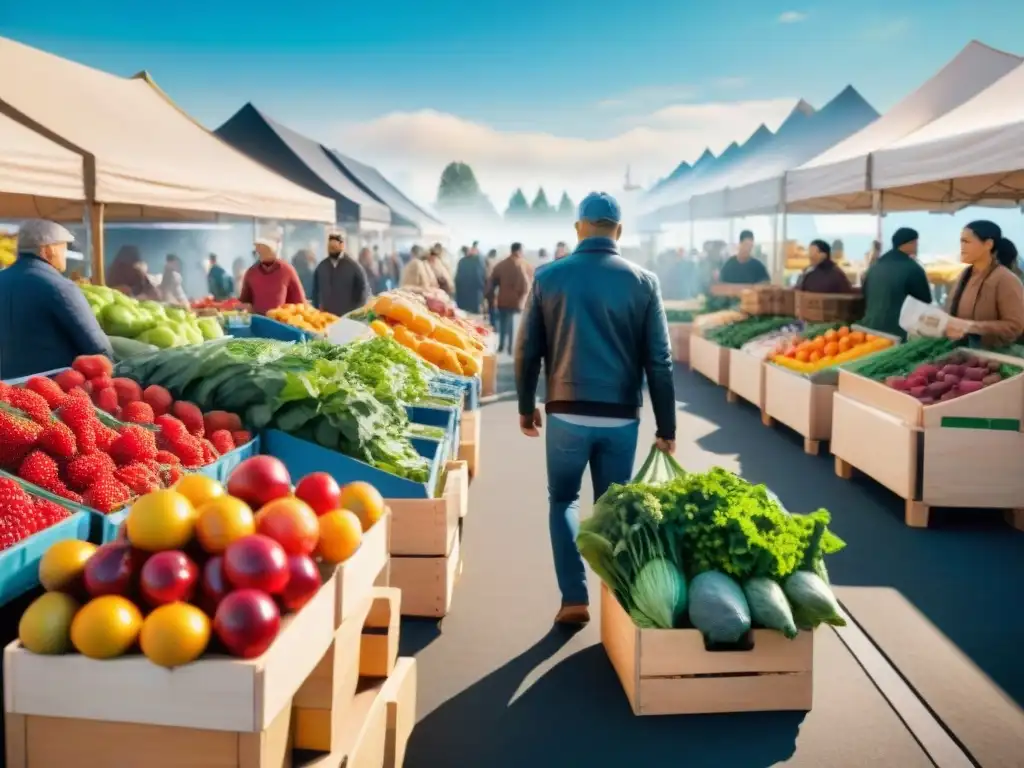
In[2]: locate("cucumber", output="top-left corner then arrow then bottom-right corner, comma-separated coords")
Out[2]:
688,571 -> 751,643
783,571 -> 845,627
108,335 -> 158,361
743,577 -> 798,639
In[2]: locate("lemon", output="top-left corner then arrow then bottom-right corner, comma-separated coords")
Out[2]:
39,539 -> 96,592
140,603 -> 211,668
173,475 -> 226,509
70,596 -> 142,659
19,592 -> 80,654
126,490 -> 196,552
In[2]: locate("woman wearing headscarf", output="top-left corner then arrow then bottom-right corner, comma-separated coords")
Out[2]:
795,240 -> 853,293
107,246 -> 160,300
160,254 -> 189,306
944,220 -> 1024,348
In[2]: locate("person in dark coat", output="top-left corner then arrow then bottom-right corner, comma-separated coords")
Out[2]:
861,227 -> 933,339
312,232 -> 369,316
719,230 -> 770,284
454,248 -> 487,313
206,254 -> 234,300
0,220 -> 112,379
796,240 -> 853,293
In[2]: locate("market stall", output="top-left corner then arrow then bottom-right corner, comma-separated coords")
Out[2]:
830,339 -> 1024,528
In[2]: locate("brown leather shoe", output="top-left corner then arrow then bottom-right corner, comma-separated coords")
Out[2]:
554,603 -> 590,626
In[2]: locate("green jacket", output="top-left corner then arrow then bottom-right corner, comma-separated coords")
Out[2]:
860,250 -> 933,339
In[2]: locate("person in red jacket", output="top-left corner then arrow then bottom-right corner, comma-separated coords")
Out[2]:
239,237 -> 306,315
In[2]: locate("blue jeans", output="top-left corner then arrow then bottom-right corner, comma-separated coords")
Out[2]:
546,416 -> 639,605
498,309 -> 519,353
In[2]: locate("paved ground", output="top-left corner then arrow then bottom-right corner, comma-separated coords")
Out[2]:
401,363 -> 1024,766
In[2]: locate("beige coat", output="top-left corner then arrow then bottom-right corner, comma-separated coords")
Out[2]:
946,263 -> 1024,347
400,258 -> 439,291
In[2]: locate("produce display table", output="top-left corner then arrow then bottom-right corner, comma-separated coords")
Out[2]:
830,354 -> 1024,528
668,323 -> 692,364
689,335 -> 729,386
726,348 -> 766,409
762,365 -> 836,455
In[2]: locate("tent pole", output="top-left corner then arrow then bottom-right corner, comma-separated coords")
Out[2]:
89,202 -> 105,285
727,218 -> 735,245
779,209 -> 788,287
873,191 -> 884,244
770,211 -> 779,286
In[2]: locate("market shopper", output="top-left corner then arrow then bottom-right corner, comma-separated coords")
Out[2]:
454,246 -> 487,313
860,227 -> 933,339
426,244 -> 453,294
487,242 -> 534,354
719,230 -> 770,284
943,221 -> 1024,347
311,233 -> 369,316
160,254 -> 189,306
238,237 -> 306,315
554,241 -> 569,260
400,246 -> 440,291
107,245 -> 161,300
795,240 -> 854,293
0,219 -> 112,379
206,254 -> 234,300
515,192 -> 676,627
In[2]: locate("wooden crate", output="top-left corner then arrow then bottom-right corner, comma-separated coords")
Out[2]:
600,585 -> 813,716
762,363 -> 836,454
667,322 -> 692,364
382,658 -> 417,768
480,352 -> 497,397
390,525 -> 462,618
709,282 -> 755,298
458,409 -> 481,479
794,291 -> 864,323
4,575 -> 336,733
296,680 -> 388,768
727,349 -> 766,408
294,597 -> 371,752
388,462 -> 466,557
360,588 -> 401,679
321,509 -> 390,628
831,361 -> 1024,528
689,334 -> 729,386
740,287 -> 794,317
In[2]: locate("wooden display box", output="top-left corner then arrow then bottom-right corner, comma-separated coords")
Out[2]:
709,282 -> 755,298
388,462 -> 466,557
668,322 -> 692,364
390,524 -> 463,618
831,359 -> 1024,528
601,586 -> 813,715
360,588 -> 401,679
480,352 -> 497,397
762,363 -> 836,455
382,658 -> 417,768
689,334 -> 729,386
321,510 -> 390,628
794,291 -> 864,323
459,409 -> 481,479
296,680 -> 388,768
740,287 -> 795,316
727,349 -> 766,408
294,597 -> 372,752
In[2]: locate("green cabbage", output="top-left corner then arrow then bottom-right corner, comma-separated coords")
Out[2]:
630,558 -> 687,629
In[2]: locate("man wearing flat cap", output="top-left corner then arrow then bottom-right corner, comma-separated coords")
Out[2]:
0,219 -> 112,379
515,191 -> 677,627
861,227 -> 933,339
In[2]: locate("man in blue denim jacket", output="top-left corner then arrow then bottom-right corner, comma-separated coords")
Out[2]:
515,192 -> 677,626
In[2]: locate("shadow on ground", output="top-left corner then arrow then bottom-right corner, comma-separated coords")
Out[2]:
674,368 -> 1024,706
406,626 -> 802,768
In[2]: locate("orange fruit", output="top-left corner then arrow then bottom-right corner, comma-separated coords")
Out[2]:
837,326 -> 850,337
255,496 -> 320,555
195,496 -> 255,554
126,490 -> 197,552
317,510 -> 363,564
795,349 -> 810,363
370,320 -> 391,337
823,342 -> 839,357
809,351 -> 823,363
174,475 -> 226,510
837,337 -> 852,353
140,603 -> 211,668
19,592 -> 80,654
824,329 -> 837,341
70,595 -> 142,659
339,482 -> 385,532
848,331 -> 866,344
39,539 -> 97,593
811,337 -> 826,350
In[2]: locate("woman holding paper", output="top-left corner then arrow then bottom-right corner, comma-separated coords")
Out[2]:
944,221 -> 1024,348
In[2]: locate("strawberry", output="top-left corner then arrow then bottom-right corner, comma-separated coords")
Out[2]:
32,497 -> 72,526
0,382 -> 11,403
209,429 -> 235,455
122,401 -> 155,425
162,465 -> 184,486
38,421 -> 77,458
203,410 -> 242,434
83,474 -> 132,514
25,377 -> 66,409
18,450 -> 61,490
72,354 -> 113,380
0,410 -> 43,468
66,453 -> 116,490
154,414 -> 189,441
57,389 -> 95,425
95,424 -> 120,452
110,425 -> 158,465
8,388 -> 53,425
53,369 -> 86,393
155,450 -> 181,466
89,374 -> 114,392
231,430 -> 253,446
167,434 -> 205,468
92,387 -> 119,415
171,401 -> 205,437
114,463 -> 161,495
110,378 -> 143,407
142,385 -> 174,417
200,439 -> 219,465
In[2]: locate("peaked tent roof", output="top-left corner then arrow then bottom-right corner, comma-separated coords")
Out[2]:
692,86 -> 880,219
0,38 -> 333,223
216,104 -> 390,228
786,42 -> 1022,213
325,150 -> 447,237
872,58 -> 1024,211
650,161 -> 691,192
0,110 -> 84,219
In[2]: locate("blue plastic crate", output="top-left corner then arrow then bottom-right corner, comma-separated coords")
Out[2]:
407,404 -> 459,461
262,429 -> 443,500
2,366 -> 72,385
0,512 -> 91,606
224,322 -> 253,338
249,314 -> 316,343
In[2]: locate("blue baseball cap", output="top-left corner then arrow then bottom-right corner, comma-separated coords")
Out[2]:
577,192 -> 622,225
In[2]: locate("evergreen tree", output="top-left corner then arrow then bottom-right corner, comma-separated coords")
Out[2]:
557,191 -> 575,217
531,187 -> 552,216
505,188 -> 530,219
436,162 -> 483,209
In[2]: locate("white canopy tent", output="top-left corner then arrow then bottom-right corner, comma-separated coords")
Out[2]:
785,42 -> 1021,213
0,110 -> 84,219
872,58 -> 1024,211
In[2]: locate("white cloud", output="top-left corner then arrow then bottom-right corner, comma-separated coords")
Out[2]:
777,11 -> 807,23
327,98 -> 799,211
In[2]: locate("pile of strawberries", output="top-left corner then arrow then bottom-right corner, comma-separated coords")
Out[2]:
0,355 -> 252,518
0,477 -> 73,551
